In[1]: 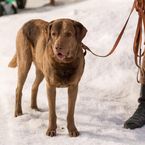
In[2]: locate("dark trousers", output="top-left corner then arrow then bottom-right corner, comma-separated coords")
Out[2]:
138,85 -> 145,103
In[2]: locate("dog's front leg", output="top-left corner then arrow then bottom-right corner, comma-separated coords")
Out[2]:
67,85 -> 79,137
46,84 -> 57,137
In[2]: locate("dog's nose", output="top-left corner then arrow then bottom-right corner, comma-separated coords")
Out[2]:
55,46 -> 62,50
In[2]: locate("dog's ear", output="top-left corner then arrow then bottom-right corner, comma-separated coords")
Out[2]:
73,21 -> 87,42
47,20 -> 54,41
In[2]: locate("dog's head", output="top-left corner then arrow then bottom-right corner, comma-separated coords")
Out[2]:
48,19 -> 87,63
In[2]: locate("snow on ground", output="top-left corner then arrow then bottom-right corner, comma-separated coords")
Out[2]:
0,0 -> 145,144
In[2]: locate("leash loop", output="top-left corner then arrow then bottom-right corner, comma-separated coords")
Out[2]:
82,0 -> 135,58
82,0 -> 145,83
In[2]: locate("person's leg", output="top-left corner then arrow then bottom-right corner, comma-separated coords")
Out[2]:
124,55 -> 145,129
124,84 -> 145,129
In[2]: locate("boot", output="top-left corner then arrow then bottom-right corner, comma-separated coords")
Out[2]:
124,84 -> 145,129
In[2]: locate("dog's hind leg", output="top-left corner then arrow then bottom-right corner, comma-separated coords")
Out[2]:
15,31 -> 32,117
15,58 -> 32,117
31,69 -> 44,110
50,0 -> 55,5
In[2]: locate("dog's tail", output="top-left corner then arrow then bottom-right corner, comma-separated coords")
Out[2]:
8,53 -> 17,68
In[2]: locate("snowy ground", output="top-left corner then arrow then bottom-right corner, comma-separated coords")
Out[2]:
1,0 -> 145,145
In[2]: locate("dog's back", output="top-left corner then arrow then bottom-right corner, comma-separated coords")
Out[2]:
8,19 -> 48,68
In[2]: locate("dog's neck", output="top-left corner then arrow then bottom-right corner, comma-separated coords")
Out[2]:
49,48 -> 80,83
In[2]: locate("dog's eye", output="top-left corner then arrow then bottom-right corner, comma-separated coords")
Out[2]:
51,32 -> 57,37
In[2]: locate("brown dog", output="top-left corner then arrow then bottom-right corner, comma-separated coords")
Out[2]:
8,18 -> 87,137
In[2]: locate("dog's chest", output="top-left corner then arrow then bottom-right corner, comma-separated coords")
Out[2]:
51,63 -> 78,87
55,66 -> 75,80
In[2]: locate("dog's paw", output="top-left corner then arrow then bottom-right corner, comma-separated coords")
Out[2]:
31,105 -> 40,111
15,110 -> 23,117
46,129 -> 56,137
68,129 -> 79,137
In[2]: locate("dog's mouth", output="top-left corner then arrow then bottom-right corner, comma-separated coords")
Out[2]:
57,53 -> 65,60
55,52 -> 74,62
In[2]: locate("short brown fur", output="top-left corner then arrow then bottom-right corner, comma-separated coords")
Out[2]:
8,18 -> 87,137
